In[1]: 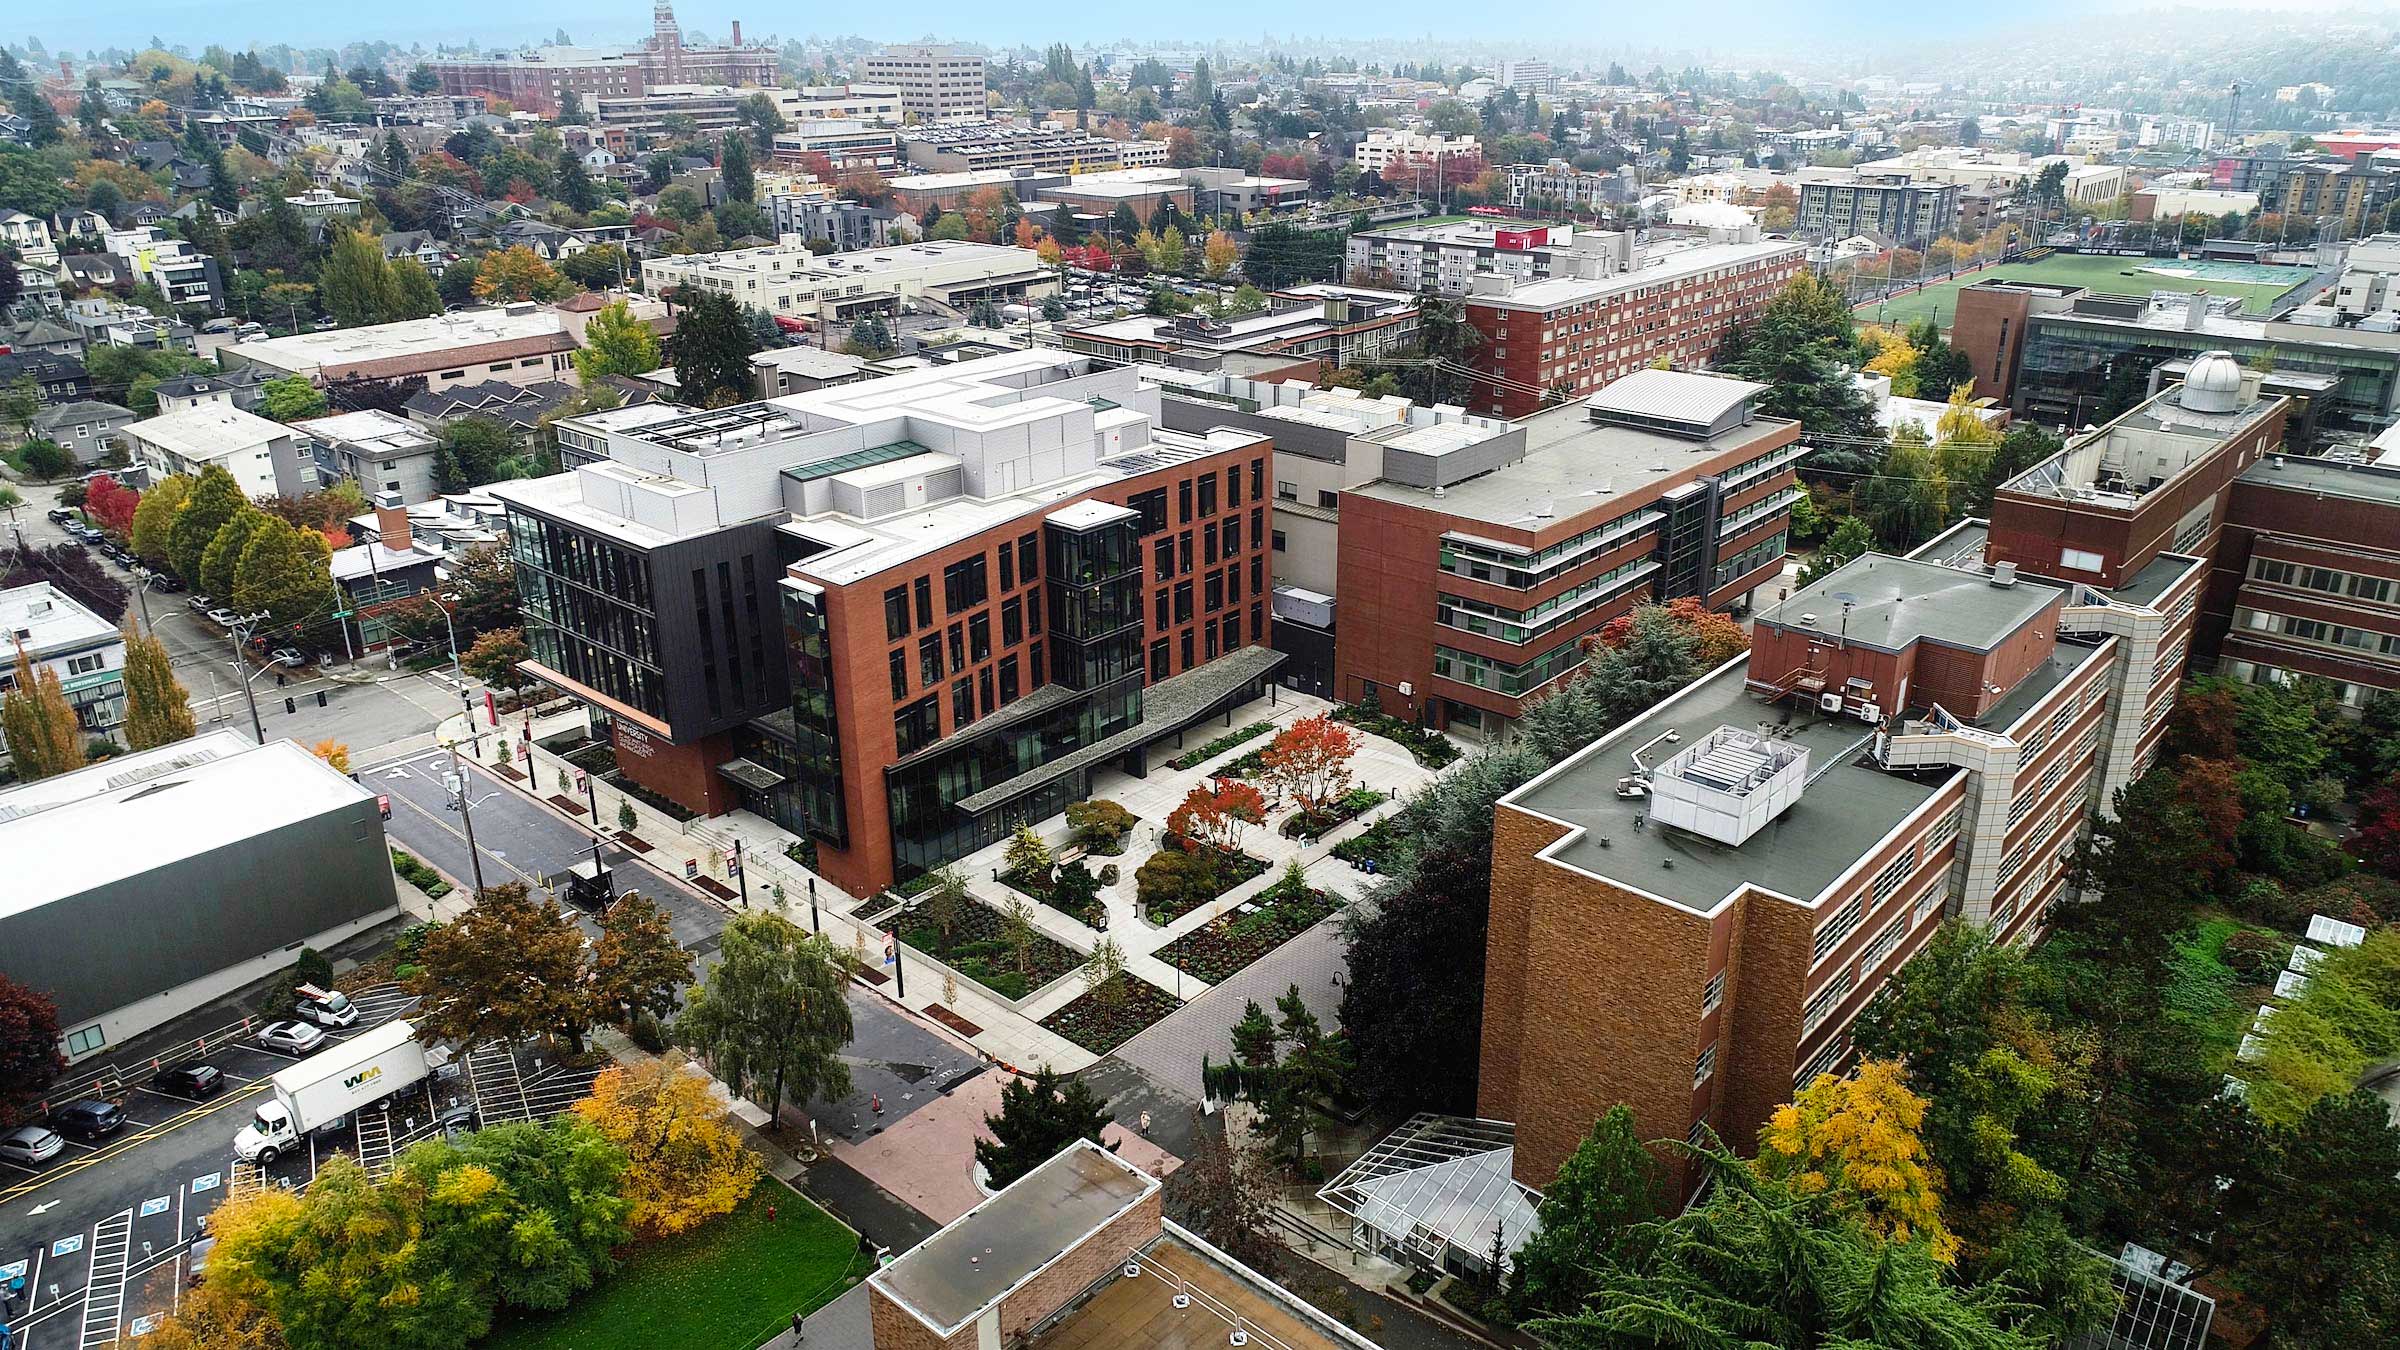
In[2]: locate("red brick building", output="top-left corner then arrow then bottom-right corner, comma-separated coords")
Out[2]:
1329,369 -> 1805,739
2202,452 -> 2400,710
429,4 -> 776,117
1460,238 -> 1805,419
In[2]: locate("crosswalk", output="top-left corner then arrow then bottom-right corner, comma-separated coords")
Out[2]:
77,1210 -> 131,1350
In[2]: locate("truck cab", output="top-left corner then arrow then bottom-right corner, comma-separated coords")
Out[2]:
233,1100 -> 302,1164
293,984 -> 359,1028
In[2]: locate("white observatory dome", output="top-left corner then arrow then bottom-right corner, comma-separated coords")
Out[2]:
2181,350 -> 2245,415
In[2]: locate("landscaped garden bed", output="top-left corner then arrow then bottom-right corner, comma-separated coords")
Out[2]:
1333,702 -> 1460,768
1169,719 -> 1276,770
1281,787 -> 1389,841
1154,865 -> 1342,983
1330,815 -> 1403,872
886,895 -> 1082,1001
598,768 -> 699,822
1039,974 -> 1184,1054
1135,846 -> 1270,926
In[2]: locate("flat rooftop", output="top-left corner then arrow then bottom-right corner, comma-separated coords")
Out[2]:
1348,397 -> 1793,527
2239,452 -> 2400,507
1759,553 -> 2063,654
0,582 -> 116,659
224,306 -> 565,369
0,732 -> 375,913
1470,238 -> 1806,312
1033,1234 -> 1362,1350
1506,660 -> 1954,912
871,1141 -> 1158,1337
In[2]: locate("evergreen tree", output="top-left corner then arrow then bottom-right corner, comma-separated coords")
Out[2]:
388,258 -> 443,320
670,290 -> 760,405
119,621 -> 196,750
199,506 -> 270,602
0,52 -> 63,146
319,228 -> 399,328
554,150 -> 599,214
379,131 -> 410,180
1,646 -> 86,780
719,133 -> 755,205
974,1066 -> 1111,1189
1511,1106 -> 1663,1318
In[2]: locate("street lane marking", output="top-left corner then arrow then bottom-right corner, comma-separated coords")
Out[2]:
51,1234 -> 82,1256
0,1081 -> 270,1204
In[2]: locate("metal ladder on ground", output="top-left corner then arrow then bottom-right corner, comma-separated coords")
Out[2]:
355,1105 -> 397,1178
466,1042 -> 533,1125
78,1210 -> 133,1350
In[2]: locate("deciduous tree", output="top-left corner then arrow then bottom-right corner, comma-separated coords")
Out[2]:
169,467 -> 248,587
1202,229 -> 1239,279
119,620 -> 195,750
1260,713 -> 1359,815
1756,1058 -> 1959,1261
570,298 -> 661,384
0,973 -> 64,1126
129,474 -> 192,566
408,882 -> 596,1052
1166,779 -> 1269,854
975,1065 -> 1111,1189
200,505 -> 270,601
231,514 -> 335,632
1510,1106 -> 1662,1318
673,912 -> 853,1120
258,376 -> 330,423
571,1060 -> 762,1236
1,645 -> 86,781
461,627 -> 535,692
589,892 -> 692,1034
472,245 -> 573,303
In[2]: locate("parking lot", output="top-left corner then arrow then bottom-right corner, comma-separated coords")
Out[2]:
0,984 -> 599,1347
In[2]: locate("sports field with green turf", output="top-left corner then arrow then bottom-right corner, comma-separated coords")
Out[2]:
1857,252 -> 2317,330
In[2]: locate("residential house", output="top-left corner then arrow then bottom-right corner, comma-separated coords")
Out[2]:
4,318 -> 81,357
0,351 -> 91,405
27,401 -> 138,466
401,379 -> 586,435
0,210 -> 56,265
285,189 -> 364,231
330,494 -> 447,651
292,409 -> 444,502
120,403 -> 307,499
380,231 -> 449,276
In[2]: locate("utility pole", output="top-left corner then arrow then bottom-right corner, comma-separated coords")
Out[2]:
228,611 -> 268,742
445,742 -> 488,894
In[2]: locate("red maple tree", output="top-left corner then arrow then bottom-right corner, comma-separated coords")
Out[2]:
1592,596 -> 1750,668
1167,780 -> 1269,855
85,474 -> 141,537
1260,713 -> 1360,815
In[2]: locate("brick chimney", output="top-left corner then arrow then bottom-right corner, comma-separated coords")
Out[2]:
374,490 -> 412,553
731,19 -> 742,44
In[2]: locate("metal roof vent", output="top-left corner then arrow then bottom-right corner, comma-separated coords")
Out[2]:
1646,726 -> 1810,847
1991,561 -> 2019,587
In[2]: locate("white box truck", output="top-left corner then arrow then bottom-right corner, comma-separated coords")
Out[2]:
233,1020 -> 433,1164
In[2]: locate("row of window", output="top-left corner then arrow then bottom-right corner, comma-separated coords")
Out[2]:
1431,631 -> 1590,699
2239,608 -> 2400,659
1434,557 -> 1658,646
2250,556 -> 2400,607
883,533 -> 1042,641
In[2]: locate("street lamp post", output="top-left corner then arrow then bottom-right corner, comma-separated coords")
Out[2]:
225,612 -> 274,742
423,588 -> 480,749
443,742 -> 491,894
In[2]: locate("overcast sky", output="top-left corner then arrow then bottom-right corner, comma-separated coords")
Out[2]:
25,0 -> 2400,59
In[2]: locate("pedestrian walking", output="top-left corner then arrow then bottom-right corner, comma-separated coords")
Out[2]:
790,1312 -> 805,1340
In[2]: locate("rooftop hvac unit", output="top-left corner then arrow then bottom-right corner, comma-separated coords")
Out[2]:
1819,692 -> 1845,713
1859,703 -> 1882,724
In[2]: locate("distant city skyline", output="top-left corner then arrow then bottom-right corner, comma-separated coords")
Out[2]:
25,2 -> 2388,65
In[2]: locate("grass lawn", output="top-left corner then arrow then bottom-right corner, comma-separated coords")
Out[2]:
484,1184 -> 871,1350
1861,252 -> 2315,329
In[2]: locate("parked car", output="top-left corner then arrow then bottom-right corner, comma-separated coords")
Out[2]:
292,984 -> 358,1028
270,647 -> 305,668
150,573 -> 187,593
49,1099 -> 126,1141
0,1125 -> 64,1167
46,507 -> 76,525
188,594 -> 214,613
256,1020 -> 327,1055
205,607 -> 239,627
156,1063 -> 225,1098
434,1102 -> 478,1142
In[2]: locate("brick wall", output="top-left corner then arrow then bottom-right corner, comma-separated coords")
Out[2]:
1952,286 -> 2031,403
998,1192 -> 1163,1339
869,1287 -> 974,1350
611,723 -> 738,816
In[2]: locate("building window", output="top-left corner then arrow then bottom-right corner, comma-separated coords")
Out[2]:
947,624 -> 965,674
1227,465 -> 1242,508
1701,970 -> 1725,1014
895,695 -> 940,756
1180,628 -> 1194,669
919,634 -> 941,686
884,586 -> 910,640
1174,581 -> 1193,624
952,678 -> 973,727
969,612 -> 992,662
1277,480 -> 1298,501
1018,533 -> 1037,581
1225,515 -> 1242,553
1002,597 -> 1023,646
1154,536 -> 1173,582
888,648 -> 908,700
914,575 -> 933,627
1250,601 -> 1264,644
1204,521 -> 1219,565
1179,533 -> 1193,574
64,1025 -> 104,1057
1178,478 -> 1193,523
999,655 -> 1019,704
943,555 -> 989,612
1272,530 -> 1288,552
999,543 -> 1015,592
1693,1041 -> 1717,1088
1150,637 -> 1169,680
1814,896 -> 1864,962
2059,547 -> 2104,573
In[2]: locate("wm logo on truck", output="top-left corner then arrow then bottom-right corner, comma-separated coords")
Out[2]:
344,1066 -> 384,1091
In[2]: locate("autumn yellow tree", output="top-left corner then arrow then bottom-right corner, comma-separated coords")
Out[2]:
310,740 -> 352,774
571,1060 -> 763,1236
1035,236 -> 1063,267
1756,1057 -> 1959,1262
1202,230 -> 1239,280
472,245 -> 573,303
148,1184 -> 306,1350
1859,325 -> 1920,397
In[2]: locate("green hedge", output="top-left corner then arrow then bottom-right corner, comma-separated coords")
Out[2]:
391,847 -> 454,899
1169,720 -> 1276,771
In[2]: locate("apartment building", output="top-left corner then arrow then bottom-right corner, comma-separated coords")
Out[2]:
639,240 -> 1053,324
121,402 -> 305,498
0,583 -> 125,755
789,83 -> 906,124
497,352 -> 1281,897
1056,284 -> 1420,373
1459,236 -> 1806,418
1796,175 -> 1962,247
861,46 -> 988,124
1353,128 -> 1482,177
1470,364 -> 2268,1200
1326,370 -> 1802,737
769,121 -> 904,173
292,408 -> 442,502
